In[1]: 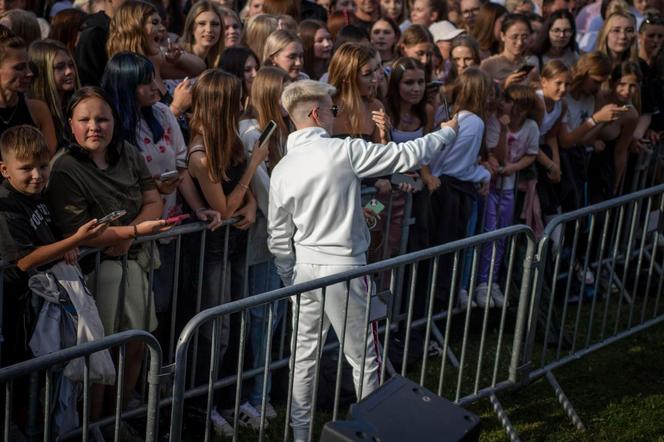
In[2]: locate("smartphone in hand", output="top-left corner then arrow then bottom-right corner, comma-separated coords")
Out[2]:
95,210 -> 127,226
515,64 -> 535,75
165,214 -> 190,224
160,170 -> 179,181
258,120 -> 277,149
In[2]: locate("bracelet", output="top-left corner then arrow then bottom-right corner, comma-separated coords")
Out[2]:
238,182 -> 249,190
588,115 -> 598,127
133,224 -> 139,239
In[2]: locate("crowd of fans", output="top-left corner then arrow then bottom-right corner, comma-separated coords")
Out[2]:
0,0 -> 662,439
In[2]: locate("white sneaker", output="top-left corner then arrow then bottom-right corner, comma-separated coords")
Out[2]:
457,289 -> 476,309
490,284 -> 505,308
224,402 -> 266,431
474,283 -> 494,308
258,402 -> 277,420
211,407 -> 234,438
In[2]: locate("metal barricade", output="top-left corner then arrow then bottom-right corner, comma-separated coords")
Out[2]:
0,330 -> 162,442
524,183 -> 664,431
169,224 -> 536,442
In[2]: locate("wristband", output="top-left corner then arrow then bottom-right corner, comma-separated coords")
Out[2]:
238,182 -> 249,190
133,224 -> 139,239
588,115 -> 598,127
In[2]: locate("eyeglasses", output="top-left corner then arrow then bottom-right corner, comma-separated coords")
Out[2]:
550,28 -> 573,36
608,27 -> 635,36
308,105 -> 341,118
462,6 -> 480,17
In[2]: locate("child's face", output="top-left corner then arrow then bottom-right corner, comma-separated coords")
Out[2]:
52,50 -> 77,93
69,97 -> 115,153
0,151 -> 49,195
541,72 -> 570,101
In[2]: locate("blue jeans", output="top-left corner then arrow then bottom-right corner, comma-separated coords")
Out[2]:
247,260 -> 284,407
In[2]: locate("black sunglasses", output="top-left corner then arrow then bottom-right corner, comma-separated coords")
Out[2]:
308,105 -> 340,118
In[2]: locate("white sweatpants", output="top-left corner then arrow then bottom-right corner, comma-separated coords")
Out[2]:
290,263 -> 380,439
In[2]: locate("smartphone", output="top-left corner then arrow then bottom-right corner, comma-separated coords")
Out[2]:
159,170 -> 179,181
165,213 -> 190,224
515,64 -> 535,75
427,80 -> 444,89
95,210 -> 127,226
160,170 -> 179,181
365,199 -> 385,215
391,173 -> 423,192
258,120 -> 277,148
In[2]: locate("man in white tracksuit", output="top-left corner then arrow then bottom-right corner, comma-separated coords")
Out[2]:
268,80 -> 458,442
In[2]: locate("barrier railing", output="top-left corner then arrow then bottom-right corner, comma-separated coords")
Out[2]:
0,330 -> 162,442
168,224 -> 536,442
525,183 -> 664,431
0,186 -> 414,440
3,182 -> 664,441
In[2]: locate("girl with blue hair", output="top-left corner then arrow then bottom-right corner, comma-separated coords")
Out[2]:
101,51 -> 222,342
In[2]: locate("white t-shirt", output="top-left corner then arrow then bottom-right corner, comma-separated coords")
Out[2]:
136,102 -> 187,218
488,118 -> 539,190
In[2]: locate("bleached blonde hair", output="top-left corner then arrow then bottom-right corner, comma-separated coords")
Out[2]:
281,79 -> 336,119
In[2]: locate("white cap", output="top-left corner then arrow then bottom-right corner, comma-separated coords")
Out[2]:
428,20 -> 465,42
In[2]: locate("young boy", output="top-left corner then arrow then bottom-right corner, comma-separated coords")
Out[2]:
0,125 -> 104,366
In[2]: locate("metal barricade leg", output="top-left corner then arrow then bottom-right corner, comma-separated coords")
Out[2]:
490,394 -> 521,442
545,370 -> 586,431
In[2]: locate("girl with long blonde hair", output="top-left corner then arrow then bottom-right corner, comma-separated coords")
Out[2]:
595,9 -> 638,67
243,14 -> 279,66
180,0 -> 223,68
186,68 -> 270,435
29,39 -> 80,146
107,0 -> 205,118
218,6 -> 243,49
328,42 -> 390,144
237,66 -> 291,420
422,67 -> 491,307
262,29 -> 306,81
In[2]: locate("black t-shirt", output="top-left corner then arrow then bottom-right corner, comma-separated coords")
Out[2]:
0,180 -> 56,297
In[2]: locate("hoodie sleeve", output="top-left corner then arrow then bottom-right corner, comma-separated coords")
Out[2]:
347,127 -> 456,178
267,180 -> 295,286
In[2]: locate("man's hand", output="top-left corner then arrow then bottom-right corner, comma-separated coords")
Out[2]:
441,113 -> 459,134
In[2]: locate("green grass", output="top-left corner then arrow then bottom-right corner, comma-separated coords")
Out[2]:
468,320 -> 664,441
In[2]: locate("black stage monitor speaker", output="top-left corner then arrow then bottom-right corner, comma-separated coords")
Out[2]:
320,375 -> 480,442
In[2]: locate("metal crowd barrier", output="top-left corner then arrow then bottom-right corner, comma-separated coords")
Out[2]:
0,186 -> 414,441
0,330 -> 162,442
168,224 -> 536,442
3,181 -> 664,442
524,183 -> 664,432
